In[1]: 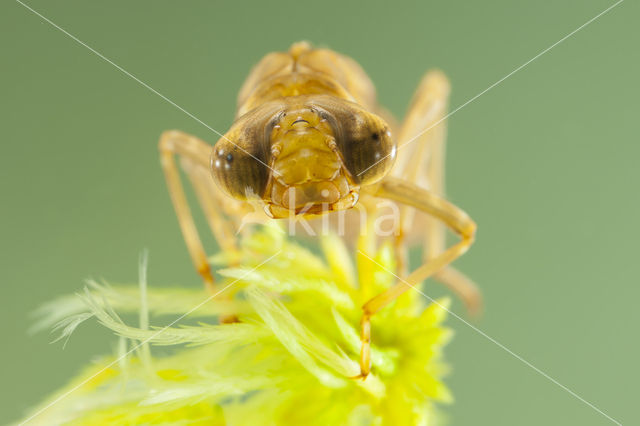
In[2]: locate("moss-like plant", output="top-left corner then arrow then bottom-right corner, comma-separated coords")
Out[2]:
24,225 -> 452,425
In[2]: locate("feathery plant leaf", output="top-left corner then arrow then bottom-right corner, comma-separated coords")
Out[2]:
23,225 -> 453,425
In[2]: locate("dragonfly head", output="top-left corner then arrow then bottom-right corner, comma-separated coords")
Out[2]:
211,97 -> 396,218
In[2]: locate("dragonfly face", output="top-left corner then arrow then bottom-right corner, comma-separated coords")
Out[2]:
211,96 -> 396,218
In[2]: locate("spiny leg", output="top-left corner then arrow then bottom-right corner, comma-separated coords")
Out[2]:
180,157 -> 238,255
418,87 -> 481,315
393,70 -> 450,275
396,70 -> 481,314
159,130 -> 221,292
354,177 -> 476,378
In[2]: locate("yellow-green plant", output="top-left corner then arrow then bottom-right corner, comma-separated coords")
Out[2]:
25,225 -> 452,425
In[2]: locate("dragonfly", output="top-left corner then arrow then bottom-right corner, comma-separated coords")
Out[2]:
159,41 -> 479,379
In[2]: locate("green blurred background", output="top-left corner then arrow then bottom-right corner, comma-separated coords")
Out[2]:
1,0 -> 637,424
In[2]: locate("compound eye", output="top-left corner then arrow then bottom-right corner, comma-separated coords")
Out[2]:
211,104 -> 282,199
314,99 -> 395,185
337,117 -> 395,185
211,141 -> 270,199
